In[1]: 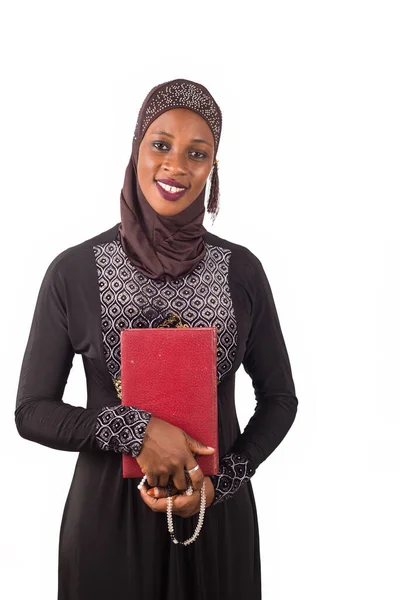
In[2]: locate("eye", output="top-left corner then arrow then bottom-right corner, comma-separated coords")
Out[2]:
190,151 -> 207,160
152,142 -> 207,160
152,142 -> 169,151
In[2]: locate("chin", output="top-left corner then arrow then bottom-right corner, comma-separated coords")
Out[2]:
149,196 -> 189,216
150,202 -> 181,216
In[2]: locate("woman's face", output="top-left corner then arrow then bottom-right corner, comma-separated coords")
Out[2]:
137,108 -> 215,216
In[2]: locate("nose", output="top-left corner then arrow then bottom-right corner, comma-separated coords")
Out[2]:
161,150 -> 188,175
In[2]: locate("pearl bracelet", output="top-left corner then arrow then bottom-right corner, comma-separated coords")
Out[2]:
167,480 -> 207,546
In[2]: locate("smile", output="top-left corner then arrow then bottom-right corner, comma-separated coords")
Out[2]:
155,181 -> 188,202
157,181 -> 186,193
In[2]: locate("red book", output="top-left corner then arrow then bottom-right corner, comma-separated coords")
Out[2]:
121,326 -> 219,478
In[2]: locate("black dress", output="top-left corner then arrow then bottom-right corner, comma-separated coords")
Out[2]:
15,223 -> 298,600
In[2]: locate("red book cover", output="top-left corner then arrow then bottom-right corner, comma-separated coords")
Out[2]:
121,327 -> 219,478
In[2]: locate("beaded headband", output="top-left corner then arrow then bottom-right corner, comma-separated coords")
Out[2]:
132,79 -> 223,160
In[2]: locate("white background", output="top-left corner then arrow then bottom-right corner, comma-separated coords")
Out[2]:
1,1 -> 399,598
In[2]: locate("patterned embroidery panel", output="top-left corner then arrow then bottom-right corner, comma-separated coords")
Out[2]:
209,452 -> 255,506
95,405 -> 152,457
93,237 -> 238,386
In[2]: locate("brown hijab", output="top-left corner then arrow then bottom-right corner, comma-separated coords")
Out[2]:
119,78 -> 222,282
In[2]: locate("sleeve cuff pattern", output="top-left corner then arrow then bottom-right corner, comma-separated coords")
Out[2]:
209,451 -> 255,506
95,405 -> 152,457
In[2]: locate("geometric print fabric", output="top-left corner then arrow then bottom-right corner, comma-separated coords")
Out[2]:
93,236 -> 238,384
210,451 -> 255,506
95,404 -> 153,458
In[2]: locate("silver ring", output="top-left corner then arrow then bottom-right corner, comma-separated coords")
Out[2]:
187,464 -> 200,474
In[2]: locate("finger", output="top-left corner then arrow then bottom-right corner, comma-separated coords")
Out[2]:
139,484 -> 199,515
171,489 -> 202,516
150,491 -> 199,515
148,486 -> 180,498
139,483 -> 167,512
144,472 -> 159,488
184,433 -> 215,456
172,469 -> 189,493
184,459 -> 204,493
158,473 -> 171,488
139,484 -> 173,513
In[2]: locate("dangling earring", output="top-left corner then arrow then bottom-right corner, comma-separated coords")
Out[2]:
207,159 -> 220,224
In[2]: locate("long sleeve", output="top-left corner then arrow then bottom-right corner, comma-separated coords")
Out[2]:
15,255 -> 152,455
210,252 -> 298,506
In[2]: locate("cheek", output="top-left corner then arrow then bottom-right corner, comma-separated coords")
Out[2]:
191,167 -> 211,192
137,153 -> 158,182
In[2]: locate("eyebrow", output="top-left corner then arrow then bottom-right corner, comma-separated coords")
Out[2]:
150,130 -> 213,148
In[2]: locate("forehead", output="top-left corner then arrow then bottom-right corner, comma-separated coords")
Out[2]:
146,108 -> 214,140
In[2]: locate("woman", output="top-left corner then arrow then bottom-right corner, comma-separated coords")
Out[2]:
15,78 -> 298,600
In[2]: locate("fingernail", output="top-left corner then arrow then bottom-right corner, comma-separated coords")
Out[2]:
207,447 -> 215,450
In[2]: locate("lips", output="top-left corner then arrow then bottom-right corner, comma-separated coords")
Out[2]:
155,181 -> 188,202
157,178 -> 187,189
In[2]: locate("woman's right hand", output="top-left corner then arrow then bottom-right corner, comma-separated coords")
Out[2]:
136,415 -> 215,494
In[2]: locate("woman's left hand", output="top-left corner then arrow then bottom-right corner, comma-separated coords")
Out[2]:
139,476 -> 215,518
